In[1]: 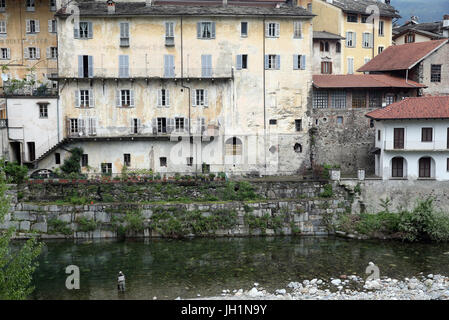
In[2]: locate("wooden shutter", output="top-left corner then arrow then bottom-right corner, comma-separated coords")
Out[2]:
165,89 -> 170,107
293,54 -> 299,70
130,90 -> 135,107
88,56 -> 93,78
87,22 -> 93,38
74,23 -> 79,38
236,55 -> 242,70
35,20 -> 40,32
157,89 -> 162,106
152,118 -> 157,134
46,47 -> 51,59
394,128 -> 404,149
78,55 -> 83,77
197,22 -> 201,38
275,23 -> 280,37
75,90 -> 80,107
119,55 -> 129,77
300,55 -> 306,70
116,90 -> 121,107
192,90 -> 196,107
211,22 -> 216,38
26,20 -> 30,33
36,48 -> 40,59
89,89 -> 94,107
275,55 -> 280,70
264,55 -> 269,69
204,89 -> 208,107
48,20 -> 52,32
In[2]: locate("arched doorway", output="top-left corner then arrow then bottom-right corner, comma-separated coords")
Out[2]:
225,137 -> 242,156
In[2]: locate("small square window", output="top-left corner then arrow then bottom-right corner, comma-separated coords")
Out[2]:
347,14 -> 358,23
101,162 -> 112,174
241,22 -> 248,37
269,119 -> 277,125
337,116 -> 344,124
39,104 -> 48,118
160,157 -> 167,167
295,119 -> 302,132
422,128 -> 433,142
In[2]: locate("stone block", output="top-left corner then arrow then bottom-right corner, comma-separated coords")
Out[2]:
31,222 -> 47,233
14,211 -> 31,221
20,221 -> 31,231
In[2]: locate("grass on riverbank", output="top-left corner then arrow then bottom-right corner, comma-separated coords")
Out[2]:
336,198 -> 449,242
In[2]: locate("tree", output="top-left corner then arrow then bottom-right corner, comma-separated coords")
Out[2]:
0,170 -> 42,300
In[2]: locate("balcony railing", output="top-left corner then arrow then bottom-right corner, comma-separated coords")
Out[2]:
49,67 -> 234,80
3,83 -> 58,97
0,119 -> 7,128
384,140 -> 448,151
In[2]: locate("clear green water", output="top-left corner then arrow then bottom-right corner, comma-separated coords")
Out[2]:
30,236 -> 449,300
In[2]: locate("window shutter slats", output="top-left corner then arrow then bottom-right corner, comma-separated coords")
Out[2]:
75,90 -> 79,107
116,90 -> 121,107
197,22 -> 201,38
236,55 -> 242,70
192,90 -> 196,106
211,22 -> 216,38
275,55 -> 280,70
89,89 -> 94,107
87,22 -> 93,38
264,55 -> 268,70
293,54 -> 298,70
301,55 -> 306,70
204,90 -> 208,107
88,56 -> 93,78
166,90 -> 170,107
35,20 -> 40,32
78,55 -> 83,77
130,90 -> 135,107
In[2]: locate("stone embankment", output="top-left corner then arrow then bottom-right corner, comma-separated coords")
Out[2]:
199,274 -> 449,300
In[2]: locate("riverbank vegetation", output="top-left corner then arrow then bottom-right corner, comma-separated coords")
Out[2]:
335,198 -> 449,242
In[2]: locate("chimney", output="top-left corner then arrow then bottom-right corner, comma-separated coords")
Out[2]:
410,15 -> 419,24
444,15 -> 449,27
146,0 -> 153,7
223,0 -> 228,7
107,0 -> 115,14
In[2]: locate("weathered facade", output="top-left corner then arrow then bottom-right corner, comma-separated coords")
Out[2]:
393,15 -> 449,45
312,31 -> 343,74
41,0 -> 314,176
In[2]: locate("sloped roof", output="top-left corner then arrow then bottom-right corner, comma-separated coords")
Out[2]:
313,31 -> 345,40
394,20 -> 446,36
357,39 -> 448,72
393,28 -> 446,41
325,0 -> 400,18
313,74 -> 426,89
57,1 -> 315,17
366,96 -> 449,120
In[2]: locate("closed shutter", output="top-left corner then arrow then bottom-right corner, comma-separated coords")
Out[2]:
157,89 -> 162,106
275,23 -> 280,37
75,90 -> 80,107
119,55 -> 129,77
74,23 -> 79,38
204,90 -> 208,107
353,32 -> 357,47
265,23 -> 269,37
36,48 -> 40,59
79,119 -> 86,135
300,55 -> 306,70
26,20 -> 30,33
275,55 -> 280,70
130,90 -> 135,107
89,118 -> 97,135
236,55 -> 242,70
165,89 -> 170,107
48,20 -> 52,32
184,118 -> 189,132
264,55 -> 269,69
87,22 -> 93,38
24,47 -> 29,59
88,56 -> 93,78
197,22 -> 201,38
116,90 -> 121,107
167,118 -> 174,133
120,22 -> 129,38
192,90 -> 196,106
6,48 -> 10,59
35,20 -> 40,32
152,118 -> 157,134
201,54 -> 212,77
211,22 -> 216,38
89,89 -> 94,107
46,47 -> 51,59
293,54 -> 299,70
164,55 -> 174,77
78,55 -> 83,77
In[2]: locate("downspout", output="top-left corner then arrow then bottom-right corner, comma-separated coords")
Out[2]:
56,17 -> 60,142
263,17 -> 267,175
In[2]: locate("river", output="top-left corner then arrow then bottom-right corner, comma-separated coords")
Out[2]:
29,236 -> 449,300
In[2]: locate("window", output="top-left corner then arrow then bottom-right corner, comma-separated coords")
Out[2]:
269,119 -> 277,125
193,89 -> 208,106
158,89 -> 170,107
393,128 -> 404,149
346,32 -> 356,47
175,117 -> 185,132
28,142 -> 35,161
88,118 -> 96,136
313,91 -> 328,109
352,91 -> 366,108
47,47 -> 57,59
187,157 -> 193,166
369,91 -> 382,108
379,20 -> 385,36
293,21 -> 302,39
76,89 -> 93,108
370,119 -> 374,128
337,116 -> 344,125
241,22 -> 248,37
75,22 -> 93,39
447,158 -> 449,172
385,95 -> 395,106
26,0 -> 35,12
160,157 -> 167,167
347,57 -> 354,74
197,22 -> 215,39
294,143 -> 302,153
347,14 -> 358,23
101,163 -> 112,174
405,33 -> 415,43
70,119 -> 79,134
362,33 -> 372,48
295,119 -> 302,132
421,127 -> 433,142
120,22 -> 129,47
320,41 -> 329,52
165,22 -> 174,46
119,55 -> 129,78
124,154 -> 131,167
431,65 -> 441,83
78,55 -> 93,78
55,153 -> 60,165
131,118 -> 140,134
48,20 -> 57,33
392,157 -> 404,178
0,48 -> 10,60
266,22 -> 280,38
378,46 -> 384,54
236,54 -> 248,70
81,154 -> 88,167
336,42 -> 341,53
39,103 -> 48,118
201,54 -> 212,77
447,128 -> 449,149
0,0 -> 5,12
118,89 -> 133,107
321,61 -> 332,74
361,15 -> 368,23
26,20 -> 39,33
0,21 -> 6,34
331,91 -> 346,108
265,54 -> 280,70
164,54 -> 175,77
225,137 -> 242,156
419,157 -> 431,178
157,117 -> 167,133
307,3 -> 312,12
26,47 -> 40,60
50,0 -> 56,11
378,130 -> 381,141
293,54 -> 306,70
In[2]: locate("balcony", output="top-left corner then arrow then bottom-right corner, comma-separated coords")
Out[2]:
120,37 -> 130,47
0,119 -> 7,128
165,36 -> 175,47
48,67 -> 234,81
2,82 -> 58,97
384,140 -> 449,152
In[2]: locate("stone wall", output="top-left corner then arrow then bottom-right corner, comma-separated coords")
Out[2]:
2,198 -> 351,240
311,109 -> 377,175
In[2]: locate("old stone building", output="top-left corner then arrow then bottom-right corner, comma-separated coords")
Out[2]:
358,39 -> 449,96
311,74 -> 425,174
312,31 -> 344,75
37,0 -> 314,176
393,15 -> 449,45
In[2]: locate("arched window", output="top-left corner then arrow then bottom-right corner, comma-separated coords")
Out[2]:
225,137 -> 242,156
294,143 -> 302,153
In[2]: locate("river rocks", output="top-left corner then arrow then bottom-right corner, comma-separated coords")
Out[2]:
331,279 -> 342,286
275,289 -> 286,295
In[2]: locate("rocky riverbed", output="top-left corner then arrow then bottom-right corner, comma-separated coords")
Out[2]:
194,273 -> 449,300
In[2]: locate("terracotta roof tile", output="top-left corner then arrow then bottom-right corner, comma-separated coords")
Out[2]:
366,96 -> 449,120
357,39 -> 448,72
313,74 -> 426,89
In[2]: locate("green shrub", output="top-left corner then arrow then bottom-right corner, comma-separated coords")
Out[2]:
60,148 -> 83,175
1,160 -> 28,184
48,218 -> 72,235
76,217 -> 97,232
319,184 -> 333,198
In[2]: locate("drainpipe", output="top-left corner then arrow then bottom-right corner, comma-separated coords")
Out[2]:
263,17 -> 267,176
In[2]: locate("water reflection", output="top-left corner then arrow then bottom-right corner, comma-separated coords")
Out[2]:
30,236 -> 449,300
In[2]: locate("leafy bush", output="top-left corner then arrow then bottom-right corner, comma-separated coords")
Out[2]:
60,148 -> 83,175
319,184 -> 333,198
76,217 -> 97,232
1,160 -> 28,184
48,218 -> 72,235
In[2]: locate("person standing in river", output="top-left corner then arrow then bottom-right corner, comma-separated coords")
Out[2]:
117,271 -> 126,292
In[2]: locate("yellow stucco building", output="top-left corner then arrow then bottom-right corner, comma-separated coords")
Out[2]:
303,0 -> 398,74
